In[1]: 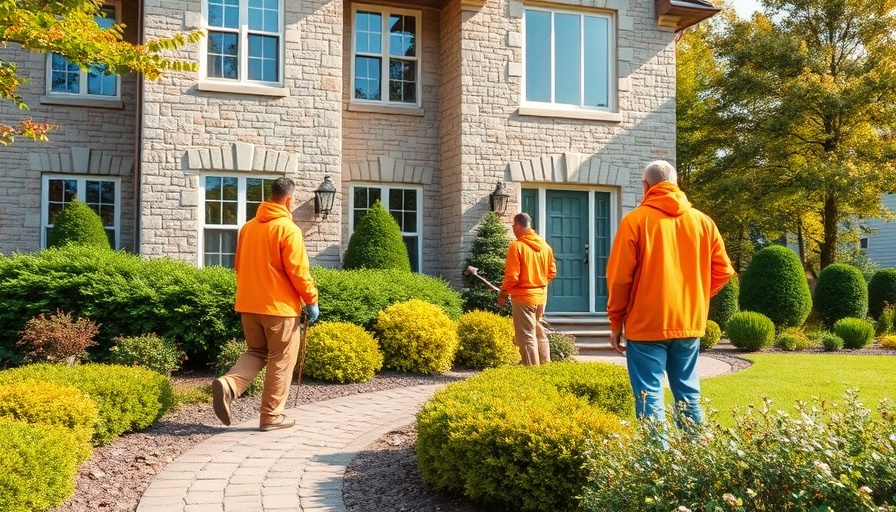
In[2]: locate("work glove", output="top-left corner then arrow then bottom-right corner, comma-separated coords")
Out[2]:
305,303 -> 320,324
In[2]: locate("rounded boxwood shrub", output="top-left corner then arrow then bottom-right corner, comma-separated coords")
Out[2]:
739,246 -> 812,329
109,334 -> 183,376
215,339 -> 264,396
304,322 -> 383,383
47,199 -> 111,250
461,212 -> 512,316
709,276 -> 739,331
549,332 -> 578,361
820,332 -> 845,351
0,363 -> 174,444
700,320 -> 721,350
374,300 -> 459,374
868,269 -> 896,320
416,362 -> 633,512
832,317 -> 875,349
0,419 -> 82,512
343,201 -> 411,271
813,263 -> 868,329
726,311 -> 775,351
455,311 -> 518,369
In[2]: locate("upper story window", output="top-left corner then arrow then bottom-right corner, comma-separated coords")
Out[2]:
351,5 -> 420,107
351,184 -> 422,272
200,174 -> 278,268
41,175 -> 121,248
203,0 -> 282,84
47,4 -> 120,98
523,7 -> 615,112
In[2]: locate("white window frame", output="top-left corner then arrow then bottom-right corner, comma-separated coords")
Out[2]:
350,4 -> 422,108
45,2 -> 122,100
40,174 -> 122,249
199,0 -> 285,89
520,6 -> 617,116
198,173 -> 281,268
349,183 -> 423,272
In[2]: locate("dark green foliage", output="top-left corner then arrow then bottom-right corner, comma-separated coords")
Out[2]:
726,311 -> 775,351
832,318 -> 875,349
821,333 -> 844,351
312,267 -> 462,329
109,334 -> 183,376
813,263 -> 868,329
739,246 -> 812,329
47,199 -> 111,249
416,362 -> 633,512
0,363 -> 175,444
215,340 -> 264,396
709,275 -> 739,331
549,332 -> 578,361
461,212 -> 512,315
868,269 -> 896,320
343,201 -> 411,271
700,320 -> 721,350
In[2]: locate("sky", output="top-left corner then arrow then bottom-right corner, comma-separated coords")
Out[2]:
729,0 -> 763,19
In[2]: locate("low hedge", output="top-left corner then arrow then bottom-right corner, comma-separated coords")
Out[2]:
455,310 -> 518,369
304,322 -> 383,383
375,300 -> 459,374
0,363 -> 174,444
416,362 -> 633,512
832,317 -> 875,349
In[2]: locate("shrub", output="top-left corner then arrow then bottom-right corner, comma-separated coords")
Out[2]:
0,363 -> 175,444
813,263 -> 868,329
417,362 -> 633,512
739,246 -> 812,329
726,311 -> 775,351
16,310 -> 99,365
700,320 -> 722,350
304,322 -> 383,383
312,267 -> 463,330
343,201 -> 411,271
0,380 -> 96,463
108,334 -> 183,376
455,311 -> 518,369
875,304 -> 895,335
820,333 -> 845,351
374,300 -> 459,374
868,269 -> 896,319
775,327 -> 813,352
461,212 -> 512,315
878,333 -> 896,350
549,332 -> 578,361
215,339 -> 264,396
46,199 -> 111,250
709,275 -> 739,331
832,317 -> 875,349
0,419 -> 82,512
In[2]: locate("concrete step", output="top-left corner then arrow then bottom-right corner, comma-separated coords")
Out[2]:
544,314 -> 612,355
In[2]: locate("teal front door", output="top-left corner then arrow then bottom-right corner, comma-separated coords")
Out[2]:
545,190 -> 590,312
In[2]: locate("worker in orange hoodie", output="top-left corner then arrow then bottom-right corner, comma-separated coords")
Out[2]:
498,212 -> 557,365
212,177 -> 319,432
606,160 -> 733,428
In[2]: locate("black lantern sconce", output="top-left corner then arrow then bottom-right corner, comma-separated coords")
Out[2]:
314,175 -> 337,219
489,181 -> 511,215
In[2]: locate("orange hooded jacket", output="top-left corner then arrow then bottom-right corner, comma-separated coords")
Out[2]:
501,229 -> 557,306
606,182 -> 734,341
234,202 -> 318,317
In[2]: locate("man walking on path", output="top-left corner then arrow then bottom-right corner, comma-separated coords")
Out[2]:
213,177 -> 320,432
606,160 -> 734,427
498,212 -> 557,365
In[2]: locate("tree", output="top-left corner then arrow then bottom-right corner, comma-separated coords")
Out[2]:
343,201 -> 411,271
1,0 -> 199,144
461,212 -> 512,315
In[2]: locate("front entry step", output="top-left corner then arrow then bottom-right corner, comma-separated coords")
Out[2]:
544,314 -> 612,354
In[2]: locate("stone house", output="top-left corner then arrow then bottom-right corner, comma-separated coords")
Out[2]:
0,0 -> 718,340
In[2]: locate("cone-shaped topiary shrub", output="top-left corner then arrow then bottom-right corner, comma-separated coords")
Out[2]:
813,263 -> 868,329
343,201 -> 411,271
726,311 -> 775,351
739,246 -> 812,329
868,269 -> 896,320
374,299 -> 458,374
461,212 -> 512,315
47,199 -> 111,249
709,275 -> 739,331
700,320 -> 721,350
832,317 -> 875,349
455,310 -> 518,369
304,322 -> 383,383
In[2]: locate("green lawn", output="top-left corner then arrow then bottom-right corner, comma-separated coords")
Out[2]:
700,353 -> 896,425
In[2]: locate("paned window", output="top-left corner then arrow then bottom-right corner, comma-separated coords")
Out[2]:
352,5 -> 420,105
200,175 -> 278,268
351,185 -> 421,272
41,175 -> 120,248
47,5 -> 119,98
523,7 -> 614,110
205,0 -> 282,83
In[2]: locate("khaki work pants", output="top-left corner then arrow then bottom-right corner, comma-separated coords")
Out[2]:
221,313 -> 301,424
512,302 -> 550,366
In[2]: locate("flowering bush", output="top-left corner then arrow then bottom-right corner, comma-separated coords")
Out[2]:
16,310 -> 99,365
879,333 -> 896,350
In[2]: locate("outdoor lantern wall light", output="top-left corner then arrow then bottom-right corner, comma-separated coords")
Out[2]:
314,175 -> 337,219
489,181 -> 511,215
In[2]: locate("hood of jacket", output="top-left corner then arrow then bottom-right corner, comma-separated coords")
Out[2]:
254,201 -> 291,222
517,229 -> 546,252
641,181 -> 692,217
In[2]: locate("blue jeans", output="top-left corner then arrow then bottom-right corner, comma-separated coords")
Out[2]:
625,338 -> 703,427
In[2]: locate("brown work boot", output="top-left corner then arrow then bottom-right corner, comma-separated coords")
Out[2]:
212,378 -> 234,426
259,415 -> 296,432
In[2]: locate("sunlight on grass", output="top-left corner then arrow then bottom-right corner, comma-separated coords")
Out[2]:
171,382 -> 212,409
701,354 -> 896,426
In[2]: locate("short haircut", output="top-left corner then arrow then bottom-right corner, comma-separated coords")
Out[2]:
513,212 -> 532,229
271,177 -> 296,201
642,160 -> 678,186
